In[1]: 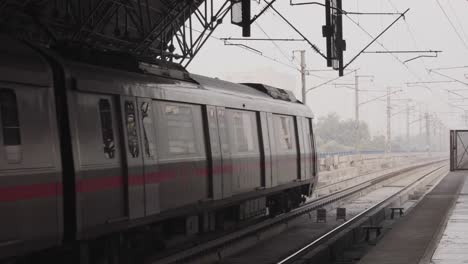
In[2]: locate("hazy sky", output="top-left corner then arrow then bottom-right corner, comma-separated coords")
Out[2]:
188,0 -> 468,137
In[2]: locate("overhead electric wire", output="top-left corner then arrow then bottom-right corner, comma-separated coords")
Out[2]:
307,69 -> 358,92
388,0 -> 467,116
386,0 -> 453,102
447,0 -> 468,47
184,26 -> 300,71
385,0 -> 462,122
430,66 -> 468,71
264,0 -> 327,59
251,21 -> 328,79
289,1 -> 402,15
343,12 -> 430,91
344,8 -> 410,70
434,0 -> 468,51
429,70 -> 468,87
386,0 -> 432,73
254,21 -> 300,69
357,0 -> 360,24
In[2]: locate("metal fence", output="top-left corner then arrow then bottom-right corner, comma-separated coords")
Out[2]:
317,150 -> 415,159
450,130 -> 468,171
317,150 -> 383,159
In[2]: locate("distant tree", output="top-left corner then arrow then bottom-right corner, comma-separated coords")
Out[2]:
315,112 -> 384,153
319,140 -> 354,153
314,112 -> 430,153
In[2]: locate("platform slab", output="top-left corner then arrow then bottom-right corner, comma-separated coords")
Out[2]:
359,171 -> 466,264
431,182 -> 468,263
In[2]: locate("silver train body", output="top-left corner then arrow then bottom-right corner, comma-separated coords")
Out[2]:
0,35 -> 317,262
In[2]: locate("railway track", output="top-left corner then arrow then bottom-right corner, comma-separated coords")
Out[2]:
150,158 -> 447,264
313,156 -> 435,197
277,163 -> 448,264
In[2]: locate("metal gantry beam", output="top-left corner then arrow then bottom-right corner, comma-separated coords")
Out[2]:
0,0 -> 232,67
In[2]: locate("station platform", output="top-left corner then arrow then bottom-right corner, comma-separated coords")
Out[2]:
359,171 -> 467,264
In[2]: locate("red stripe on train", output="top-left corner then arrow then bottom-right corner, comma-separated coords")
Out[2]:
76,176 -> 124,193
0,157 -> 306,200
0,183 -> 62,202
0,164 -> 228,200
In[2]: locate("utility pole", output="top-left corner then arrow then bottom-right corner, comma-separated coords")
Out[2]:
432,114 -> 437,151
294,50 -> 307,105
419,110 -> 423,136
425,112 -> 431,155
355,73 -> 359,123
406,101 -> 410,152
355,73 -> 359,155
464,111 -> 468,127
439,121 -> 443,152
386,87 -> 392,154
353,73 -> 373,154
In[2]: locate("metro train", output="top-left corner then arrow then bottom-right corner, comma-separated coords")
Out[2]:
0,35 -> 317,263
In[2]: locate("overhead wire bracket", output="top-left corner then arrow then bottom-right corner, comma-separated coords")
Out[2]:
289,0 -> 404,16
343,8 -> 410,70
220,37 -> 305,42
263,0 -> 327,60
223,40 -> 263,54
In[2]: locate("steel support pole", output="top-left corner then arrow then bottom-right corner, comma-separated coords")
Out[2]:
426,112 -> 431,155
300,50 -> 307,105
406,101 -> 410,152
355,73 -> 360,154
439,122 -> 443,152
419,109 -> 423,136
386,87 -> 392,154
355,74 -> 359,123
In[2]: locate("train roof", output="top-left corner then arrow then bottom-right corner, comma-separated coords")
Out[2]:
68,61 -> 313,117
0,34 -> 313,117
189,74 -> 299,103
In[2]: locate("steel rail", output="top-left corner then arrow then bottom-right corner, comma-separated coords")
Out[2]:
152,159 -> 446,264
314,155 -> 429,192
277,164 -> 448,264
315,158 -> 427,192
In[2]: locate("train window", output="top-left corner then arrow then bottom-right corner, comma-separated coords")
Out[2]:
164,104 -> 197,154
274,115 -> 296,151
0,89 -> 22,163
141,102 -> 155,157
227,110 -> 259,153
218,109 -> 230,153
98,99 -> 115,159
0,89 -> 21,146
125,101 -> 139,158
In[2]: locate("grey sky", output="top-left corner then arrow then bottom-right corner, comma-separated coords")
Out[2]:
188,0 -> 468,137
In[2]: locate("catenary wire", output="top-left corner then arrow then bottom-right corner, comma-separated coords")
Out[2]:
434,0 -> 468,51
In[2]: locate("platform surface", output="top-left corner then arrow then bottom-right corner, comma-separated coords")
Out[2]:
431,172 -> 468,264
359,171 -> 466,264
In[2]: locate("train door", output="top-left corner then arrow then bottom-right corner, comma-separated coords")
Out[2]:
267,113 -> 279,187
308,118 -> 318,178
137,98 -> 160,215
297,117 -> 307,181
300,117 -> 313,180
259,112 -> 273,188
206,106 -> 223,200
216,107 -> 233,198
119,96 -> 145,219
73,93 -> 126,235
271,114 -> 299,184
